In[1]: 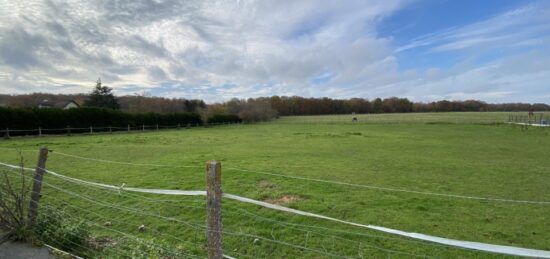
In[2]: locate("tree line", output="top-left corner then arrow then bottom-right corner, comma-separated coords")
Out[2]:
249,96 -> 550,116
1,79 -> 549,127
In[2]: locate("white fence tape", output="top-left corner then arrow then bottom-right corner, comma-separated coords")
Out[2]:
1,162 -> 549,258
49,150 -> 550,205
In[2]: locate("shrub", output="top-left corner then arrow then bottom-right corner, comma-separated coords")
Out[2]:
207,113 -> 241,124
33,206 -> 90,255
102,237 -> 188,258
0,154 -> 92,255
0,157 -> 32,243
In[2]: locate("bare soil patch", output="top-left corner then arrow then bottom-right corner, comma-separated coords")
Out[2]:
264,195 -> 303,205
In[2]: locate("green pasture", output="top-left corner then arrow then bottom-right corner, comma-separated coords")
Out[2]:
0,112 -> 549,258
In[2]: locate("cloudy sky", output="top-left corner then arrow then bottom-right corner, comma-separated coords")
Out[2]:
0,0 -> 549,103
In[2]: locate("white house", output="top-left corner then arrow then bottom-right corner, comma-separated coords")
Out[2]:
38,100 -> 80,109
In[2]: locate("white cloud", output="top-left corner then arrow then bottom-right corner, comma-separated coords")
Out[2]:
0,0 -> 548,103
0,0 -> 409,101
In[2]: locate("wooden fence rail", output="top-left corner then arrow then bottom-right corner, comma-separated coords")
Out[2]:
0,121 -> 242,139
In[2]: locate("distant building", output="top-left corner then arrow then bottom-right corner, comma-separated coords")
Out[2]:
38,100 -> 80,109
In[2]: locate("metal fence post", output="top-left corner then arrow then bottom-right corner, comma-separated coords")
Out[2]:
206,160 -> 223,259
28,147 -> 49,227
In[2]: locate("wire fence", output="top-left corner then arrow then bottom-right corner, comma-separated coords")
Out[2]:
0,163 -> 444,258
1,148 -> 550,258
0,121 -> 242,138
508,113 -> 549,126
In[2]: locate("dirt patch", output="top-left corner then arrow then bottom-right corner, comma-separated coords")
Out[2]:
257,180 -> 277,190
264,195 -> 303,205
88,236 -> 117,250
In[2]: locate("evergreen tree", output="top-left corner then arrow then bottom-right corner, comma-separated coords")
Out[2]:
84,78 -> 120,109
372,98 -> 383,113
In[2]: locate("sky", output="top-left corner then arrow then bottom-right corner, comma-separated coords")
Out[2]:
0,0 -> 549,103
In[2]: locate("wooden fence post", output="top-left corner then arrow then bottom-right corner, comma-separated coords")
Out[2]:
156,124 -> 159,130
66,126 -> 71,136
38,127 -> 42,137
4,128 -> 9,139
90,126 -> 93,134
28,147 -> 49,227
142,124 -> 145,131
178,123 -> 181,130
127,125 -> 130,132
109,126 -> 112,134
206,160 -> 223,259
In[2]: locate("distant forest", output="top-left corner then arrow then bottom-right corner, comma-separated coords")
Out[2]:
1,93 -> 548,117
254,96 -> 550,115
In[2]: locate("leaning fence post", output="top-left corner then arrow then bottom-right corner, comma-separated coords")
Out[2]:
206,160 -> 223,259
28,147 -> 49,227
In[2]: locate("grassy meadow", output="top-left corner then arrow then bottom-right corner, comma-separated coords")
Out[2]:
0,112 -> 549,258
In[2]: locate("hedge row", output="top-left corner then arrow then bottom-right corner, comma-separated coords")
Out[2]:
0,107 -> 204,130
207,113 -> 242,124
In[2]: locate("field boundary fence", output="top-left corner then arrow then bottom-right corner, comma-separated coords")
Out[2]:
1,147 -> 550,258
508,113 -> 549,126
0,121 -> 242,139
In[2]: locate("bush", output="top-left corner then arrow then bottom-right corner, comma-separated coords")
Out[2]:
0,160 -> 91,256
207,113 -> 241,124
33,207 -> 90,255
102,238 -> 188,258
0,164 -> 32,243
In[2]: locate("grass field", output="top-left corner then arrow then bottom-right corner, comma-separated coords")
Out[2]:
0,112 -> 549,258
277,111 -> 550,124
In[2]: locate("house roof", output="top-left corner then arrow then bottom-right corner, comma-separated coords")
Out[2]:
39,100 -> 80,108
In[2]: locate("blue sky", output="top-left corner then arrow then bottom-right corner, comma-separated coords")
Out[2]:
0,0 -> 549,103
380,0 -> 524,69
